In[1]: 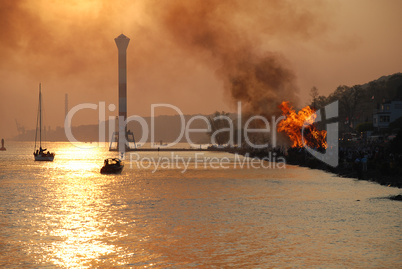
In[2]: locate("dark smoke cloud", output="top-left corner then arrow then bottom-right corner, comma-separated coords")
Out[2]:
149,0 -> 328,116
0,0 -> 329,138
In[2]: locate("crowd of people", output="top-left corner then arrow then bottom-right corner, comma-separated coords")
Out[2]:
339,139 -> 402,179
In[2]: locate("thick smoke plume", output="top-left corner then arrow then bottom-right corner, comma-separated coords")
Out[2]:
0,0 -> 328,138
150,0 -> 326,117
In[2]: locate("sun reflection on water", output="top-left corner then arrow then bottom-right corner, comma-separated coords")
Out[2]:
36,143 -> 123,268
2,142 -> 401,268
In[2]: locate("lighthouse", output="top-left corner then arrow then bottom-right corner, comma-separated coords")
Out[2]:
109,34 -> 135,154
113,34 -> 135,156
115,34 -> 130,125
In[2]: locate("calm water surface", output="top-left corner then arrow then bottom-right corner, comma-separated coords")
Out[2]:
0,142 -> 401,268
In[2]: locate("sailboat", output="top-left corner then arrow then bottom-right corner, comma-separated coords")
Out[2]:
33,83 -> 55,161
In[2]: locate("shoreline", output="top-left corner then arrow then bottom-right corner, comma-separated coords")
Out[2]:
225,147 -> 402,199
285,148 -> 402,188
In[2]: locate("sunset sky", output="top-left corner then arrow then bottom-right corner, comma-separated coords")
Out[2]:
0,0 -> 401,139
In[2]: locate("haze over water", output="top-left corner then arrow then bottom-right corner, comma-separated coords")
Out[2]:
0,142 -> 400,268
1,0 -> 402,139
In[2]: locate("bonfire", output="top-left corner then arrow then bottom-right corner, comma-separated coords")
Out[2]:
277,101 -> 327,149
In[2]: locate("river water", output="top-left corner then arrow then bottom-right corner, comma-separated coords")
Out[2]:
0,142 -> 400,268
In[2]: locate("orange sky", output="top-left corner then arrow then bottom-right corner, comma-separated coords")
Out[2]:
0,0 -> 401,139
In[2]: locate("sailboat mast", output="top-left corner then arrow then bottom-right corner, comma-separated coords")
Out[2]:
39,83 -> 42,148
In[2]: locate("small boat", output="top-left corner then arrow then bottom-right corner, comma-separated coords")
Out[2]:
34,148 -> 55,161
101,158 -> 124,174
33,83 -> 55,161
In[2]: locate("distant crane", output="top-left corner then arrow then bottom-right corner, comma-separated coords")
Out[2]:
15,119 -> 25,135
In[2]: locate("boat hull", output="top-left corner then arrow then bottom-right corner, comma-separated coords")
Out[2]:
34,153 -> 55,161
100,165 -> 124,174
100,158 -> 124,174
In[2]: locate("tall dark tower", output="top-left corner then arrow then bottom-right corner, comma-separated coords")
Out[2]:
115,34 -> 130,156
109,34 -> 135,154
115,34 -> 130,125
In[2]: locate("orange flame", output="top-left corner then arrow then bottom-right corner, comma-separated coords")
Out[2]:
277,101 -> 327,148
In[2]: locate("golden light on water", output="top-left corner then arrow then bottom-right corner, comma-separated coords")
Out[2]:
2,142 -> 401,267
33,143 -> 125,267
61,160 -> 96,173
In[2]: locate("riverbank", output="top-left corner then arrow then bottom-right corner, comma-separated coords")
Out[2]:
225,147 -> 402,190
286,147 -> 402,188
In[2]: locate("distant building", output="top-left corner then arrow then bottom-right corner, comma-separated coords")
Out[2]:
373,100 -> 402,130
